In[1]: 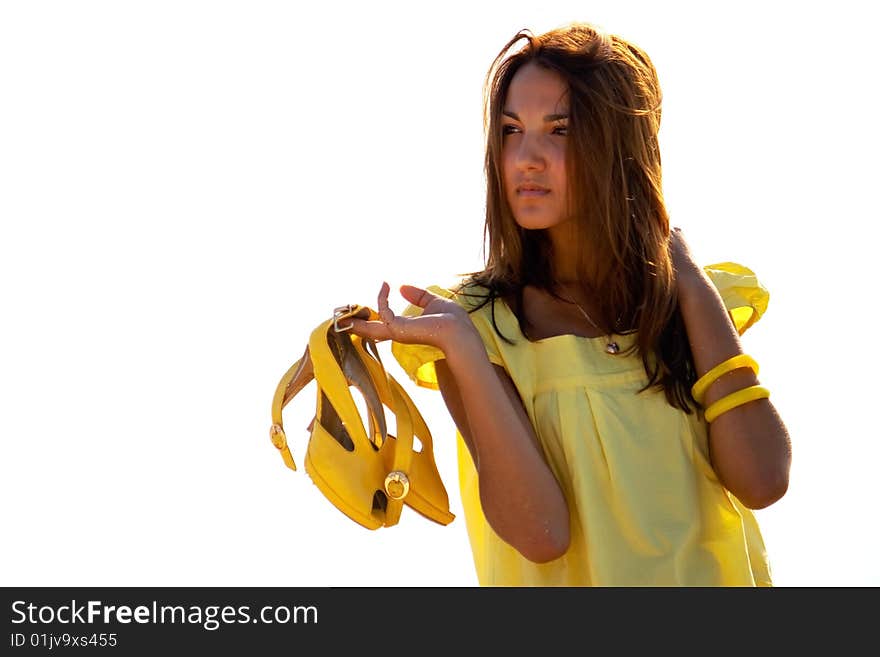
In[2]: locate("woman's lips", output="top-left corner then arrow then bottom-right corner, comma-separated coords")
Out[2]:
517,182 -> 551,196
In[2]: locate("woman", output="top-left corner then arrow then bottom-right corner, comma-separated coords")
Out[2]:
347,22 -> 791,586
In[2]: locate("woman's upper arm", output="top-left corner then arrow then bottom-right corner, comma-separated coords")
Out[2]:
434,358 -> 542,470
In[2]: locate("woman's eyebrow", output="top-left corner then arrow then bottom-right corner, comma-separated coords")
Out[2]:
502,110 -> 569,122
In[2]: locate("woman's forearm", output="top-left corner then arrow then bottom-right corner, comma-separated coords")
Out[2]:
439,329 -> 570,561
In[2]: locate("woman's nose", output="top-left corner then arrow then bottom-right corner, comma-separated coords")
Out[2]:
515,135 -> 546,171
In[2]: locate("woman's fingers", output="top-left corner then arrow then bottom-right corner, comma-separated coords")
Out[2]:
377,281 -> 394,324
345,282 -> 452,346
346,282 -> 400,342
346,317 -> 391,341
399,284 -> 439,308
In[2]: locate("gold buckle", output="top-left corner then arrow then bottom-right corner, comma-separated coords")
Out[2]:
333,304 -> 356,333
269,423 -> 297,470
384,471 -> 410,500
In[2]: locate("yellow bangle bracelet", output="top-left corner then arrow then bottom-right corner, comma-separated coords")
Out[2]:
704,385 -> 770,423
691,354 -> 759,406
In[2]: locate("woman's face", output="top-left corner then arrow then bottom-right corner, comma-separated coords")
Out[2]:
501,61 -> 570,230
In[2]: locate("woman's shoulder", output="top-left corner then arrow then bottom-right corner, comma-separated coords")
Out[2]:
424,275 -> 499,314
702,261 -> 770,335
452,278 -> 496,310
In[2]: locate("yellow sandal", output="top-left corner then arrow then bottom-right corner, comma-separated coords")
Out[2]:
270,304 -> 455,530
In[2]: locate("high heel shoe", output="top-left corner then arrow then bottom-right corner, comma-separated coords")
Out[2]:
269,304 -> 455,530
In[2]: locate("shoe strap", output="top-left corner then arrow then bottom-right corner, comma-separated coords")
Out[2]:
270,345 -> 314,470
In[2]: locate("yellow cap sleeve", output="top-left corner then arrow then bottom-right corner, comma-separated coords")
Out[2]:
704,262 -> 770,335
390,284 -> 505,390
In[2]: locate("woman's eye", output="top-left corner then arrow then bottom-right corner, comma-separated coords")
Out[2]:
501,124 -> 566,136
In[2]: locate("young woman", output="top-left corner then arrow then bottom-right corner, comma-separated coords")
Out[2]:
347,22 -> 792,586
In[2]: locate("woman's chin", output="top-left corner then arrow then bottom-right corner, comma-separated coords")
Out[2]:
513,215 -> 570,231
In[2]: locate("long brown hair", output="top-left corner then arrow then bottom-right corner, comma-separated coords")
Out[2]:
462,22 -> 697,412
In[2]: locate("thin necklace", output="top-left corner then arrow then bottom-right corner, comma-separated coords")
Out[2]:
558,291 -> 621,355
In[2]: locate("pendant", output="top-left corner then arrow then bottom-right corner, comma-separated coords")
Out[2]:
606,341 -> 620,355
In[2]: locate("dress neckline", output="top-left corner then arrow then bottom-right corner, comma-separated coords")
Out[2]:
496,296 -> 636,356
495,294 -> 636,346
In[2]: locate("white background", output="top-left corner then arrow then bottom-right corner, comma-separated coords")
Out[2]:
2,0 -> 877,587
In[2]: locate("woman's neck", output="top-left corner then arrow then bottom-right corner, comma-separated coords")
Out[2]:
546,222 -> 596,288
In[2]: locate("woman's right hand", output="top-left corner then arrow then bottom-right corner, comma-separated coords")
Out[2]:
345,282 -> 478,352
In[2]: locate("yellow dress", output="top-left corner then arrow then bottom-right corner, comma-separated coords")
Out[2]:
391,262 -> 773,586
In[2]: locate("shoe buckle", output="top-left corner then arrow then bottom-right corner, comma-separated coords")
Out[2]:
333,304 -> 356,333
